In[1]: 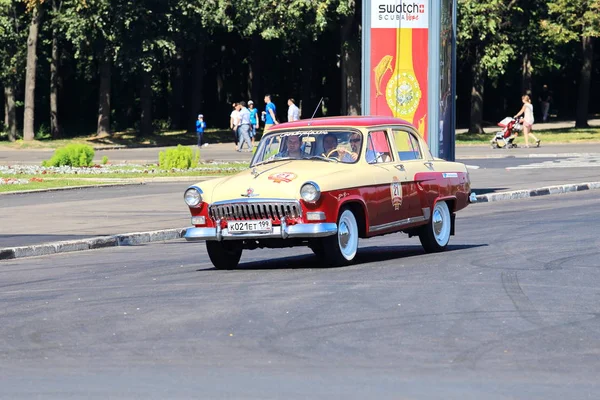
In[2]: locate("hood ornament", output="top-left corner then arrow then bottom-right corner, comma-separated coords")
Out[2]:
241,188 -> 259,197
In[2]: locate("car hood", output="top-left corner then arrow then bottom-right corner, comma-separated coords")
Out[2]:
194,160 -> 358,203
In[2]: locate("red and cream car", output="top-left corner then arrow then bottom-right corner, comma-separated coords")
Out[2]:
184,116 -> 473,269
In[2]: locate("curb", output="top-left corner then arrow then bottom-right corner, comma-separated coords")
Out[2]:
2,181 -> 599,260
474,181 -> 600,203
0,228 -> 187,260
0,182 -> 144,196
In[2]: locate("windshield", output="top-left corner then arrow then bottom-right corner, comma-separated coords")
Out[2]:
251,129 -> 363,167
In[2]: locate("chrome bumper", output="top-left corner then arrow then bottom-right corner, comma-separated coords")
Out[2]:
469,192 -> 478,203
184,222 -> 338,241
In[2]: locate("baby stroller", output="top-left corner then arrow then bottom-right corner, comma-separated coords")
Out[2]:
490,117 -> 522,149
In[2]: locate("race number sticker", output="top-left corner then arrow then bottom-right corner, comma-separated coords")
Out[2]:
390,176 -> 403,210
268,172 -> 297,183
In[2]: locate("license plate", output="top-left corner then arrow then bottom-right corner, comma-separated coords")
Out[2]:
227,219 -> 272,233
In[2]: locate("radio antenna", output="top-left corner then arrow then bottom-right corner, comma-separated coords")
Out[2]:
310,97 -> 324,120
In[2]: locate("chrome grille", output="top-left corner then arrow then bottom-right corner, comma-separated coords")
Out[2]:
209,200 -> 302,221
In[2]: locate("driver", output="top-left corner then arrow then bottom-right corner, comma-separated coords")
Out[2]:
335,133 -> 362,162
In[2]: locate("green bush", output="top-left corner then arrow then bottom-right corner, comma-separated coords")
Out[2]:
42,144 -> 95,167
158,145 -> 199,169
102,155 -> 109,165
35,124 -> 50,140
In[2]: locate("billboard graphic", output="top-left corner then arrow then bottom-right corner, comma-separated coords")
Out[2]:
369,0 -> 429,140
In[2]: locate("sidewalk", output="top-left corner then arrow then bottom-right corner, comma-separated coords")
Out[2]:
1,124 -> 600,260
455,117 -> 600,134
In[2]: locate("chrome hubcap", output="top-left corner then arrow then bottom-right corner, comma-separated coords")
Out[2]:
337,210 -> 358,260
433,209 -> 443,236
339,222 -> 350,248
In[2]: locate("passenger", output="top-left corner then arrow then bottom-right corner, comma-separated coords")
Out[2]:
322,133 -> 339,158
277,135 -> 306,159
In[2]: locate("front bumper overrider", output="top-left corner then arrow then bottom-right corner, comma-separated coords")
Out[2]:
184,220 -> 338,241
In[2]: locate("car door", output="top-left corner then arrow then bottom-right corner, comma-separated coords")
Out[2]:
363,129 -> 412,233
390,127 -> 430,221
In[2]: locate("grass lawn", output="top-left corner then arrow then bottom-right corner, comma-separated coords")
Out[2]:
2,123 -> 599,149
0,128 -> 248,150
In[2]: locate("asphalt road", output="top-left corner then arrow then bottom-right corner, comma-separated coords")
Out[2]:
1,190 -> 599,399
2,151 -> 600,249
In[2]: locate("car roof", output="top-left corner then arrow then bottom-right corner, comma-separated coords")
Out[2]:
268,115 -> 412,130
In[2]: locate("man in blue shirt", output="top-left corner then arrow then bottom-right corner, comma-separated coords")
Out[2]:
195,114 -> 206,147
262,94 -> 279,131
248,100 -> 259,147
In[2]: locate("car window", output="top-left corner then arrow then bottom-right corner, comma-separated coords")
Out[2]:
366,130 -> 392,164
251,130 -> 361,166
392,129 -> 422,161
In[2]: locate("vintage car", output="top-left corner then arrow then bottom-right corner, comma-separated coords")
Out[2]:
183,116 -> 473,269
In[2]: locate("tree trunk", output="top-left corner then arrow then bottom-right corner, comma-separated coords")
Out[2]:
521,52 -> 532,97
23,4 -> 43,141
340,5 -> 361,116
246,38 -> 253,101
4,89 -> 7,128
300,40 -> 315,119
50,0 -> 60,139
140,69 -> 153,136
170,46 -> 184,130
97,52 -> 111,135
189,43 -> 205,132
250,34 -> 263,107
468,58 -> 485,134
575,36 -> 593,128
4,86 -> 17,142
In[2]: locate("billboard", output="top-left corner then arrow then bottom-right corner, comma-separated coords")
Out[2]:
362,0 -> 456,160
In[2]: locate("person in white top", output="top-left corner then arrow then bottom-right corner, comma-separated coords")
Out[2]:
514,94 -> 540,148
230,102 -> 240,150
287,98 -> 300,122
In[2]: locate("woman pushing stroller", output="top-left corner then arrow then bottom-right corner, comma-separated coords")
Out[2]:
514,95 -> 541,148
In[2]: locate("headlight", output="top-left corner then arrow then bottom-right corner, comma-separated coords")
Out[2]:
300,181 -> 321,203
184,187 -> 203,207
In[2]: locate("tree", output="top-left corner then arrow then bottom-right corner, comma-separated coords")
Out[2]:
23,0 -> 44,141
338,0 -> 360,115
49,0 -> 61,138
457,0 -> 516,133
542,0 -> 600,127
57,0 -> 119,136
0,0 -> 26,141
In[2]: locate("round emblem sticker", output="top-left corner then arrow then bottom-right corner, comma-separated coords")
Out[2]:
268,172 -> 297,183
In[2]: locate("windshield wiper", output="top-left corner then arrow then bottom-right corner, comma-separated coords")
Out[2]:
305,155 -> 338,163
252,157 -> 294,167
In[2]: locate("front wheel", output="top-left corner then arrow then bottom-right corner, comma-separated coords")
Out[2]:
419,201 -> 452,253
321,208 -> 359,267
206,241 -> 242,270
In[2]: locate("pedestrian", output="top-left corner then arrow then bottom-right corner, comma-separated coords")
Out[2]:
287,98 -> 300,122
262,94 -> 279,130
248,100 -> 259,147
230,102 -> 240,150
195,114 -> 207,147
514,94 -> 541,148
539,84 -> 552,123
237,101 -> 253,152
